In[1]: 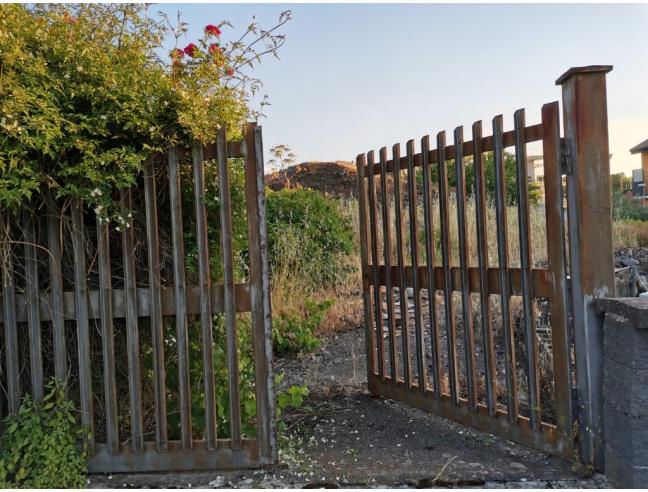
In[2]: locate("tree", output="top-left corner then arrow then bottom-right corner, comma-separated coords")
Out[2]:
610,172 -> 632,195
423,151 -> 542,205
268,143 -> 298,189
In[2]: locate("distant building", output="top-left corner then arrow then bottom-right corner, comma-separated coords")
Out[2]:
526,155 -> 545,201
630,138 -> 648,201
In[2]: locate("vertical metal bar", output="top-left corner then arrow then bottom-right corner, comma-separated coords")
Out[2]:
23,209 -> 43,402
217,130 -> 242,447
71,198 -> 95,448
406,140 -> 427,391
245,123 -> 276,463
541,101 -> 573,449
2,216 -> 20,414
492,115 -> 518,421
366,151 -> 385,380
557,65 -> 615,468
96,218 -> 119,454
143,159 -> 168,451
392,144 -> 413,389
421,135 -> 442,397
356,153 -> 377,380
472,121 -> 497,415
454,127 -> 476,408
167,147 -> 193,450
120,189 -> 144,453
514,109 -> 541,430
46,198 -> 67,384
379,147 -> 399,381
437,132 -> 458,403
193,141 -> 218,450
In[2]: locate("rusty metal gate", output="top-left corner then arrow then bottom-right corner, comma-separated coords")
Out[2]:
0,123 -> 276,473
355,66 -> 615,462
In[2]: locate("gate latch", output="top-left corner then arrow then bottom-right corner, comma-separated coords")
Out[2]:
560,138 -> 572,175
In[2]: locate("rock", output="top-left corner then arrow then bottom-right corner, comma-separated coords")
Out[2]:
208,477 -> 226,488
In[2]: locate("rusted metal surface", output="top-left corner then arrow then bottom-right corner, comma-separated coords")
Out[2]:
437,131 -> 459,404
379,147 -> 399,381
0,124 -> 276,473
23,209 -> 43,402
406,140 -> 427,391
492,115 -> 518,422
367,124 -> 544,176
366,150 -> 385,379
193,141 -> 218,450
2,216 -> 20,415
558,65 -> 615,469
97,217 -> 119,455
355,153 -> 376,380
392,143 -> 413,388
121,189 -> 144,453
454,127 -> 476,409
46,198 -> 67,384
0,283 -> 254,323
514,109 -> 541,431
354,70 -> 610,458
71,197 -> 95,450
420,135 -> 442,397
167,146 -> 193,451
541,101 -> 573,453
218,129 -> 242,448
244,123 -> 277,463
472,121 -> 497,416
143,158 -> 168,451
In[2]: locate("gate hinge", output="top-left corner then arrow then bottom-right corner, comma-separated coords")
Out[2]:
560,138 -> 572,175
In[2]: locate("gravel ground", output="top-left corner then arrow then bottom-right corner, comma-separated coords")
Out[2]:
89,327 -> 607,489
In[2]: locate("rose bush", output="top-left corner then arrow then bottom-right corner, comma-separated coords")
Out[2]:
0,4 -> 290,220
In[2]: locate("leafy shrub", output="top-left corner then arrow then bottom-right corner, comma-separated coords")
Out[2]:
0,4 -> 289,218
0,379 -> 88,488
273,298 -> 333,356
418,150 -> 542,205
266,188 -> 355,286
612,192 -> 648,222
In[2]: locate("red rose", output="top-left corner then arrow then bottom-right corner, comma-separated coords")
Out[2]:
226,67 -> 234,76
208,43 -> 221,55
205,24 -> 222,36
183,43 -> 199,57
170,48 -> 184,59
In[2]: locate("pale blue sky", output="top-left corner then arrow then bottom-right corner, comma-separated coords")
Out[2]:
158,3 -> 648,174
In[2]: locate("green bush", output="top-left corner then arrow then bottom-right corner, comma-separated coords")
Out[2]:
273,298 -> 333,356
266,188 -> 355,286
0,379 -> 88,488
613,192 -> 648,221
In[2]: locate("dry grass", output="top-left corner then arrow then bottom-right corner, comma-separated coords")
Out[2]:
272,191 -> 646,335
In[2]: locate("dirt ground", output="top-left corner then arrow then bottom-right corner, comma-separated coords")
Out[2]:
89,327 -> 607,489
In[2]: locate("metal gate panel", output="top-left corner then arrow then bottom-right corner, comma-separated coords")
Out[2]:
356,102 -> 574,459
0,123 -> 276,473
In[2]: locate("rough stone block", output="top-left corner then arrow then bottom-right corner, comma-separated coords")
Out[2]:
604,313 -> 648,370
605,445 -> 648,488
604,399 -> 648,463
604,357 -> 648,417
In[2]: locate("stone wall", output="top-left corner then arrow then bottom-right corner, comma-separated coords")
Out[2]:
597,297 -> 648,488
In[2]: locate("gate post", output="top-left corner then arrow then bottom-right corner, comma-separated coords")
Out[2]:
557,65 -> 615,470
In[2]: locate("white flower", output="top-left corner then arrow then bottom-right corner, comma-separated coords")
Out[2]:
94,206 -> 103,214
115,226 -> 121,232
64,73 -> 70,79
100,115 -> 107,120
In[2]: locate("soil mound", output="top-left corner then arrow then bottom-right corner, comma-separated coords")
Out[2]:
265,161 -> 358,198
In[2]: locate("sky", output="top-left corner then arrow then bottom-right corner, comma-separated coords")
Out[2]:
158,3 -> 648,174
